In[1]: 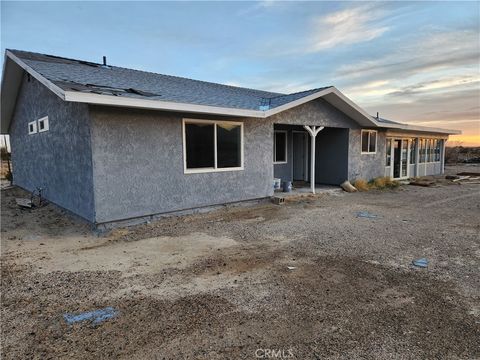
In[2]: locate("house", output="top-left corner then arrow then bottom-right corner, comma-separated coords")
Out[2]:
1,50 -> 460,226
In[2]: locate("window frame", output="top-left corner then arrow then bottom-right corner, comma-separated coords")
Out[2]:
385,138 -> 392,166
409,138 -> 417,164
361,130 -> 377,154
37,116 -> 49,133
182,118 -> 244,174
273,130 -> 288,164
28,121 -> 37,135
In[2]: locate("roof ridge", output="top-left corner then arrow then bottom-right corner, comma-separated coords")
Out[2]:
8,49 -> 284,97
264,86 -> 333,100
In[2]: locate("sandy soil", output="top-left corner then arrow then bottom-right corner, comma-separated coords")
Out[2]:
1,164 -> 479,359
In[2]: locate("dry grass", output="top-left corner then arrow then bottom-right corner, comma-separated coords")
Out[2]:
369,177 -> 400,190
354,177 -> 400,191
353,179 -> 370,191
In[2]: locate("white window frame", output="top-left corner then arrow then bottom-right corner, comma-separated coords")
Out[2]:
182,118 -> 244,174
361,129 -> 377,154
385,137 -> 392,167
273,130 -> 288,164
28,121 -> 37,135
37,116 -> 49,133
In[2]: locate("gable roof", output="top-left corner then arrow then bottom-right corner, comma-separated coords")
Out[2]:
1,49 -> 460,135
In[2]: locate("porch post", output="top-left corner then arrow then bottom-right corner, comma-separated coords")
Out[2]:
414,137 -> 420,177
441,139 -> 446,174
303,125 -> 324,194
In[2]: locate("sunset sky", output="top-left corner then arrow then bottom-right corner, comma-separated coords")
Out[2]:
1,1 -> 479,145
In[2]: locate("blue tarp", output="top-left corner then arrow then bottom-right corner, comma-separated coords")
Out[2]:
412,258 -> 429,268
356,211 -> 378,219
63,307 -> 118,326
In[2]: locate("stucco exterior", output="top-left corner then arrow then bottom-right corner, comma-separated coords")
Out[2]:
89,106 -> 273,224
348,129 -> 387,180
9,76 -> 95,221
8,79 -> 450,225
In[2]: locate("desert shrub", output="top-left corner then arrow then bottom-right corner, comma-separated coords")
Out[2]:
388,180 -> 400,188
367,177 -> 400,190
373,177 -> 387,189
353,179 -> 369,191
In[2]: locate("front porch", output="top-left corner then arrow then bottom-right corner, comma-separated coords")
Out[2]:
273,124 -> 349,194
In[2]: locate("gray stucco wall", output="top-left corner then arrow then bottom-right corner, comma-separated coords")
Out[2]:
348,130 -> 386,180
9,75 -> 95,221
89,107 -> 272,223
268,98 -> 361,129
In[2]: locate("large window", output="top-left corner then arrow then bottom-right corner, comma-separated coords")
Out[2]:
273,131 -> 287,163
427,139 -> 433,162
410,139 -> 417,164
361,130 -> 377,154
385,138 -> 392,166
183,119 -> 243,173
435,140 -> 441,162
419,139 -> 426,163
419,138 -> 441,163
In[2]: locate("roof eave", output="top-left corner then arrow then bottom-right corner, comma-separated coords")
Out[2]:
64,91 -> 264,118
1,50 -> 66,133
380,122 -> 461,135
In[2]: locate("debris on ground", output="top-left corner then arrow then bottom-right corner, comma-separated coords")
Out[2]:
412,258 -> 429,268
410,180 -> 435,187
457,172 -> 480,176
287,266 -> 296,270
63,307 -> 118,326
356,211 -> 378,219
452,176 -> 471,182
341,180 -> 357,192
15,198 -> 33,208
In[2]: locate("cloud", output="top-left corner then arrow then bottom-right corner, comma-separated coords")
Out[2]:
336,28 -> 479,81
307,4 -> 389,52
387,75 -> 480,97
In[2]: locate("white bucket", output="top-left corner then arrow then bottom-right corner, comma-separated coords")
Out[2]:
273,178 -> 281,190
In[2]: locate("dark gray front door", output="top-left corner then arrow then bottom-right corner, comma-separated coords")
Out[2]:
293,132 -> 307,181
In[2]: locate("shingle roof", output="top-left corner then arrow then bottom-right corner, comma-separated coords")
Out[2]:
376,117 -> 402,125
8,49 -> 331,111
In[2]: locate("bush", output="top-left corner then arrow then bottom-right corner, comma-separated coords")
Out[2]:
353,179 -> 369,191
373,177 -> 387,189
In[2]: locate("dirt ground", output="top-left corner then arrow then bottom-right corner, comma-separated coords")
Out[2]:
1,164 -> 479,359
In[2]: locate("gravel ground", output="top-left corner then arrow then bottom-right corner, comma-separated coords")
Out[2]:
1,164 -> 479,359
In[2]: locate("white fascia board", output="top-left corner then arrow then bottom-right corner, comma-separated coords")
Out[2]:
64,91 -> 263,118
380,122 -> 461,135
328,87 -> 381,126
5,50 -> 65,100
264,87 -> 333,117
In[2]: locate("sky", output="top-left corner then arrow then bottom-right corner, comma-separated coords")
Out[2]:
1,1 -> 479,146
